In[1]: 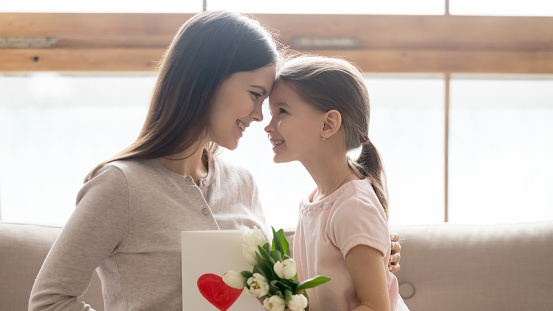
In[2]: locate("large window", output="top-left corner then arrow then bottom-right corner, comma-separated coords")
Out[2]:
2,73 -> 551,228
449,76 -> 553,223
0,74 -> 153,224
1,2 -> 552,227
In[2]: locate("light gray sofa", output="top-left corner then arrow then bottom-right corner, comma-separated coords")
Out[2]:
1,221 -> 552,311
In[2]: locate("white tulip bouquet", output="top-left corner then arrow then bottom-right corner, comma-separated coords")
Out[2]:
223,227 -> 330,311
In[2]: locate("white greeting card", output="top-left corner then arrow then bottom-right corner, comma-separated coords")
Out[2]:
181,230 -> 262,311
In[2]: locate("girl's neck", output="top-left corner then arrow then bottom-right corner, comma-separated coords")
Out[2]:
302,153 -> 358,202
158,142 -> 209,184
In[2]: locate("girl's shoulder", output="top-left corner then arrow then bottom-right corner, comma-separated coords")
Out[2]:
344,178 -> 378,203
333,179 -> 385,216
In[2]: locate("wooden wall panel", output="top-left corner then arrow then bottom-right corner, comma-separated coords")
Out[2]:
1,13 -> 553,73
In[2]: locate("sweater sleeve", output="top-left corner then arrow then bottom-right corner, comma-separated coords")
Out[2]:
246,170 -> 270,239
29,165 -> 129,311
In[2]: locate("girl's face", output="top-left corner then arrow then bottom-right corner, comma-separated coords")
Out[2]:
209,65 -> 276,150
265,80 -> 326,163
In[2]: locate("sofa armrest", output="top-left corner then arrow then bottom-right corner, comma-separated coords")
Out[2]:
0,222 -> 104,311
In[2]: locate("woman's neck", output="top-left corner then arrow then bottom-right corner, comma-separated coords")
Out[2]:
158,142 -> 209,184
302,152 -> 357,202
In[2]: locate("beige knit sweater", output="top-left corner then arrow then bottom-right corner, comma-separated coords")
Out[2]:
30,154 -> 268,311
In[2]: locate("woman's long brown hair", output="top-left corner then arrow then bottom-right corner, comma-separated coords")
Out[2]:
85,11 -> 278,182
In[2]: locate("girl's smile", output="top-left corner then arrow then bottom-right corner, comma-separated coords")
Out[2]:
265,80 -> 325,163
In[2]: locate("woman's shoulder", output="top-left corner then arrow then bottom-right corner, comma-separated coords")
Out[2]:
89,159 -> 160,184
212,154 -> 255,181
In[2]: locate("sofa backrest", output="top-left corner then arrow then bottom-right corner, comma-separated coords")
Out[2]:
2,220 -> 552,311
392,221 -> 553,311
0,222 -> 104,311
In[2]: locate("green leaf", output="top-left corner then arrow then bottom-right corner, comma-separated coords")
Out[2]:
271,227 -> 290,256
262,259 -> 278,280
270,250 -> 282,262
258,245 -> 276,266
240,271 -> 253,280
269,281 -> 280,295
284,289 -> 293,303
295,275 -> 331,293
271,279 -> 294,294
255,252 -> 277,281
253,264 -> 267,280
279,278 -> 297,292
271,227 -> 279,251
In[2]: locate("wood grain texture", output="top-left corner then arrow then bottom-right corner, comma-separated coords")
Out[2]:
1,13 -> 552,72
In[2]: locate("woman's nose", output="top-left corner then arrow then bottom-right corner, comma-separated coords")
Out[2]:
250,102 -> 263,122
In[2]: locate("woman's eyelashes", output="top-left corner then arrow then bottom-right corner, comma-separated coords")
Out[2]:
279,107 -> 288,115
250,91 -> 262,100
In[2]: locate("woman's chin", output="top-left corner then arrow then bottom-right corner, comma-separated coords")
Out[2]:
272,154 -> 292,164
217,140 -> 239,151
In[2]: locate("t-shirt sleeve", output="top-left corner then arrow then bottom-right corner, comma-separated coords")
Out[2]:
328,197 -> 390,259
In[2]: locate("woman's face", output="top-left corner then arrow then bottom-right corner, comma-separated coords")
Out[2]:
208,65 -> 276,150
265,80 -> 325,163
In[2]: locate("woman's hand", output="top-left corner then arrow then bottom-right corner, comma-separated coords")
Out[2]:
389,232 -> 401,273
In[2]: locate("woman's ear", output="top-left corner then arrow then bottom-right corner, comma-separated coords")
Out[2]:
321,110 -> 342,139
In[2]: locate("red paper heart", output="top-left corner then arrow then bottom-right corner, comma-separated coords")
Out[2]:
197,273 -> 244,311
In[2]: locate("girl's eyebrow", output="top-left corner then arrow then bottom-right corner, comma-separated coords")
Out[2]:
250,85 -> 267,95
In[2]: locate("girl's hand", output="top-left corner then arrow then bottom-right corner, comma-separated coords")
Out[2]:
389,232 -> 401,273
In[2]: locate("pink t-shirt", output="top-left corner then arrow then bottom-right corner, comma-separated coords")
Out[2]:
293,179 -> 409,311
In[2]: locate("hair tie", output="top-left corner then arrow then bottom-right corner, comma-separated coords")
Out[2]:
362,138 -> 371,145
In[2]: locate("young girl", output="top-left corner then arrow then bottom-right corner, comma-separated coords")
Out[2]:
265,56 -> 409,311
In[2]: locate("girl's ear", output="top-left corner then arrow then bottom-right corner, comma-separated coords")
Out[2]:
321,110 -> 342,139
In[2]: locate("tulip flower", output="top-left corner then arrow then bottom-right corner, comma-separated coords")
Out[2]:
242,245 -> 259,266
242,227 -> 266,265
222,270 -> 245,289
246,273 -> 269,297
243,227 -> 266,248
287,294 -> 308,311
273,259 -> 296,280
263,295 -> 286,311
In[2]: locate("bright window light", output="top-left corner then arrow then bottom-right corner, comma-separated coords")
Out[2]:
449,76 -> 553,224
451,0 -> 553,16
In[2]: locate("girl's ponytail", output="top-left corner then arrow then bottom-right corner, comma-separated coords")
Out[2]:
350,140 -> 389,217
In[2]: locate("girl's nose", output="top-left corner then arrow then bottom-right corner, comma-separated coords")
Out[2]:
264,121 -> 273,133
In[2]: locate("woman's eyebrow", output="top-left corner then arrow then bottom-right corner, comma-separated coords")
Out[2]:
250,85 -> 267,95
